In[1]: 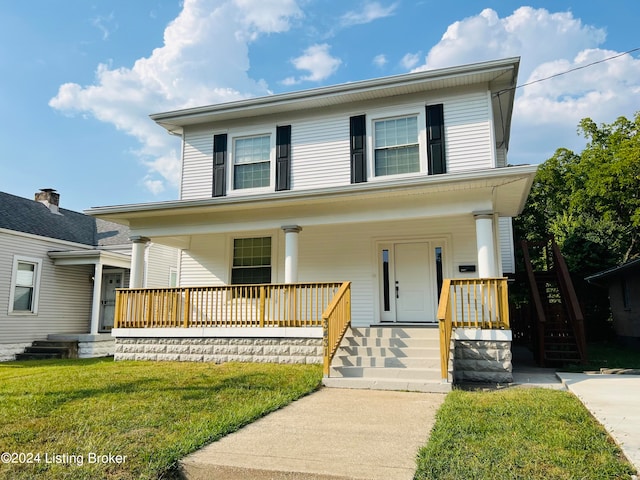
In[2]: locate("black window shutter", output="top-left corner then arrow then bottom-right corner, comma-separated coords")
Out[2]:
426,104 -> 446,175
350,115 -> 367,183
275,125 -> 291,191
212,134 -> 227,197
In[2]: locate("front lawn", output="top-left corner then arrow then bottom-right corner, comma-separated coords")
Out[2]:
0,358 -> 322,480
415,388 -> 636,479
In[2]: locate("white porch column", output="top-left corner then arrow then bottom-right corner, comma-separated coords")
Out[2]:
90,262 -> 103,335
282,225 -> 302,283
130,236 -> 149,288
474,214 -> 497,278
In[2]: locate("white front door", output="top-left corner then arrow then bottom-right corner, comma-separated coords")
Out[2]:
394,243 -> 433,323
379,241 -> 444,323
99,272 -> 122,331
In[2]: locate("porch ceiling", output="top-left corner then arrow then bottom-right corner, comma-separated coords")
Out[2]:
87,165 -> 536,247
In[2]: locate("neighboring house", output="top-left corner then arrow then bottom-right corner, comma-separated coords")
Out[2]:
587,259 -> 640,349
87,57 -> 538,390
0,189 -> 178,361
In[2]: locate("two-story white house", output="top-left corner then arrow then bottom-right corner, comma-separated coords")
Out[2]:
88,57 -> 537,391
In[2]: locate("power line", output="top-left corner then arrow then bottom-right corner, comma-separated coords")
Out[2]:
494,47 -> 640,96
516,47 -> 640,90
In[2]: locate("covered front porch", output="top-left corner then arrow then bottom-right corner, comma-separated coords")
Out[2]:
112,277 -> 510,388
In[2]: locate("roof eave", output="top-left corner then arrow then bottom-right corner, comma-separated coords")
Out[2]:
150,57 -> 520,132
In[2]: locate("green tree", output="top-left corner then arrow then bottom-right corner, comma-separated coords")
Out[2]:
516,112 -> 640,271
514,112 -> 640,333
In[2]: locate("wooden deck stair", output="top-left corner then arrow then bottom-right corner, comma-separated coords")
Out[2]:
322,326 -> 451,393
521,239 -> 587,367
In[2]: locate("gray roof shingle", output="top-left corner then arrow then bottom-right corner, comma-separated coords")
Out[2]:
0,191 -> 129,246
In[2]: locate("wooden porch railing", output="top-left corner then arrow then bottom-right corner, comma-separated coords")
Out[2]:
114,282 -> 344,329
437,278 -> 510,381
322,282 -> 352,376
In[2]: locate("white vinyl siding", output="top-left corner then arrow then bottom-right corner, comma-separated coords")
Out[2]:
499,217 -> 516,274
290,114 -> 351,190
179,235 -> 228,286
0,232 -> 94,344
178,89 -> 496,199
181,128 -> 214,200
444,92 -> 493,172
145,243 -> 179,288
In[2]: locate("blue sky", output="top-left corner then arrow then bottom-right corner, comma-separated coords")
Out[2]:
1,1 -> 639,212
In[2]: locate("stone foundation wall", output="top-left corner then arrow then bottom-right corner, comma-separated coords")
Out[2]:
115,337 -> 323,364
0,343 -> 31,362
79,339 -> 115,359
453,340 -> 513,383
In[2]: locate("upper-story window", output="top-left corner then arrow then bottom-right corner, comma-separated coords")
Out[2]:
234,135 -> 271,190
374,115 -> 420,177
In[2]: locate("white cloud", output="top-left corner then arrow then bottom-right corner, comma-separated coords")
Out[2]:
400,52 -> 420,70
413,7 -> 640,164
373,54 -> 387,68
285,43 -> 342,84
92,12 -> 117,40
340,1 -> 398,27
50,0 -> 302,194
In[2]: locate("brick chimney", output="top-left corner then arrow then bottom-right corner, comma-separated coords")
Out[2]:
35,188 -> 61,214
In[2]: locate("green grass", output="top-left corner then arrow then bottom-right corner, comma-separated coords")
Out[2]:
415,388 -> 636,480
563,342 -> 640,372
0,358 -> 322,480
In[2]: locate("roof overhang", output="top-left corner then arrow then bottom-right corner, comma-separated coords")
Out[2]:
585,258 -> 640,287
48,249 -> 131,269
150,57 -> 519,148
86,165 -> 537,247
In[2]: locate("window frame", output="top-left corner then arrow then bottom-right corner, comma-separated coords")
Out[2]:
229,128 -> 276,194
230,236 -> 274,285
367,106 -> 427,181
8,255 -> 43,315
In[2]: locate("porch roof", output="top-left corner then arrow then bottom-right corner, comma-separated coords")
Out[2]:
86,165 -> 536,248
48,249 -> 131,269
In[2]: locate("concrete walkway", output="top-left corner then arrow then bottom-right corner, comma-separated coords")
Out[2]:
179,388 -> 446,480
557,372 -> 640,473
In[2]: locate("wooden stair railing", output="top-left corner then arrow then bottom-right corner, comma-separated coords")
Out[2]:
322,282 -> 352,377
520,239 -> 587,366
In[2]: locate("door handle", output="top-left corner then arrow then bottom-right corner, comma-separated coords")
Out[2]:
395,281 -> 399,299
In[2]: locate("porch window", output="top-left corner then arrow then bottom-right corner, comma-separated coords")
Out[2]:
9,256 -> 42,314
231,237 -> 272,284
374,115 -> 419,176
234,135 -> 271,189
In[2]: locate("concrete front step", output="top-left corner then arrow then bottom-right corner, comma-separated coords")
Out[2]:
340,336 -> 439,348
324,326 -> 445,392
351,326 -> 439,339
15,340 -> 78,361
330,366 -> 441,381
322,376 -> 451,393
15,352 -> 64,360
332,355 -> 440,369
337,346 -> 440,358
